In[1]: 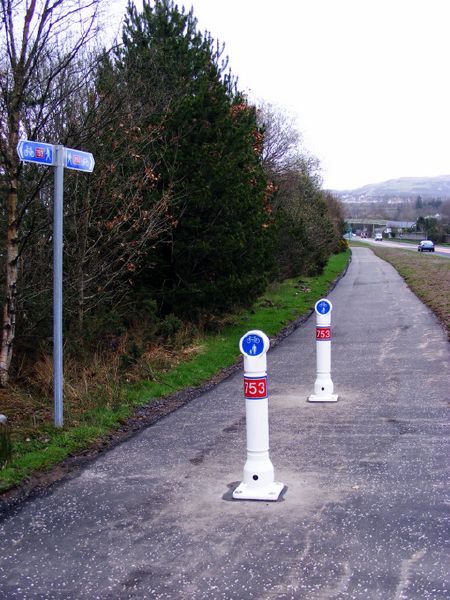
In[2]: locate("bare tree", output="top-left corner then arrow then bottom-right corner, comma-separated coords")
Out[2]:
257,101 -> 317,178
0,0 -> 102,384
257,101 -> 322,213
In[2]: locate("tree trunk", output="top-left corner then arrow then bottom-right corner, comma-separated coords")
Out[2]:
0,185 -> 19,386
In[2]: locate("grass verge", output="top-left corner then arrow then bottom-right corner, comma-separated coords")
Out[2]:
351,242 -> 450,338
0,250 -> 350,493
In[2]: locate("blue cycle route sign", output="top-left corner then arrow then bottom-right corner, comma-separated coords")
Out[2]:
241,333 -> 264,356
17,140 -> 55,166
315,299 -> 332,315
64,147 -> 95,172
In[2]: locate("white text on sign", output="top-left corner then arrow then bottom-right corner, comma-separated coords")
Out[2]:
316,327 -> 332,340
244,376 -> 267,399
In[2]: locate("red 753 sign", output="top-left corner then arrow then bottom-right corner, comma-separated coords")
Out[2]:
316,327 -> 331,340
244,377 -> 267,399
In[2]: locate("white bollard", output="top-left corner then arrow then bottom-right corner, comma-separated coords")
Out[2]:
233,330 -> 284,501
308,298 -> 338,403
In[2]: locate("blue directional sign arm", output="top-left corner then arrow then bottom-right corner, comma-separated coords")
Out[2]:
17,140 -> 55,166
64,147 -> 95,172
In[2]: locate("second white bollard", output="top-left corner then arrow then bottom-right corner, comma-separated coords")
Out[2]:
308,298 -> 338,403
233,330 -> 284,501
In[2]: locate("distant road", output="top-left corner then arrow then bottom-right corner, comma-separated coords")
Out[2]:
356,237 -> 450,258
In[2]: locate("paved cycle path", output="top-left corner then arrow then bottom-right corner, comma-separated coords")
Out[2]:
1,247 -> 449,599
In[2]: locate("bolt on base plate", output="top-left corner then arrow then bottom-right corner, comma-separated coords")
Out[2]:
308,394 -> 338,403
232,481 -> 285,501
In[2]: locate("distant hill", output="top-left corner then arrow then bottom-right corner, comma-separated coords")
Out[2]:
332,175 -> 450,201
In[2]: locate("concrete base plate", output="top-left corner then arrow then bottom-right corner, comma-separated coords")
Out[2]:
232,481 -> 285,501
308,394 -> 338,403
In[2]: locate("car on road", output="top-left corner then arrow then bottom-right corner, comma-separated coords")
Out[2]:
418,240 -> 435,252
374,233 -> 383,241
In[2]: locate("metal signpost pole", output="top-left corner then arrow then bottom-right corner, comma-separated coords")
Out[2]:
53,146 -> 64,428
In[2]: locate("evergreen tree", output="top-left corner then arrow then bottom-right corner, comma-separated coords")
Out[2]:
273,169 -> 336,278
119,1 -> 274,318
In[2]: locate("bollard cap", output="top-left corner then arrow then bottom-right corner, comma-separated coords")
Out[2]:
314,298 -> 332,315
239,330 -> 270,357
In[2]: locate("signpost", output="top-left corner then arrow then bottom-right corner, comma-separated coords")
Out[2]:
17,140 -> 94,427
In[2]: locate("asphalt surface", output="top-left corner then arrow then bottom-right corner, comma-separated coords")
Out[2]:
357,237 -> 450,258
1,247 -> 449,600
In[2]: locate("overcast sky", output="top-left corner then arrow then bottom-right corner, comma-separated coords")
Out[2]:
112,1 -> 450,190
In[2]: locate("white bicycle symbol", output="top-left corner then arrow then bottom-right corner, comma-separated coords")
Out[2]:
24,145 -> 34,158
318,302 -> 329,313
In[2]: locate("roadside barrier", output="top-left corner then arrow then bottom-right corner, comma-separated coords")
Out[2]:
233,330 -> 284,501
308,298 -> 338,402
